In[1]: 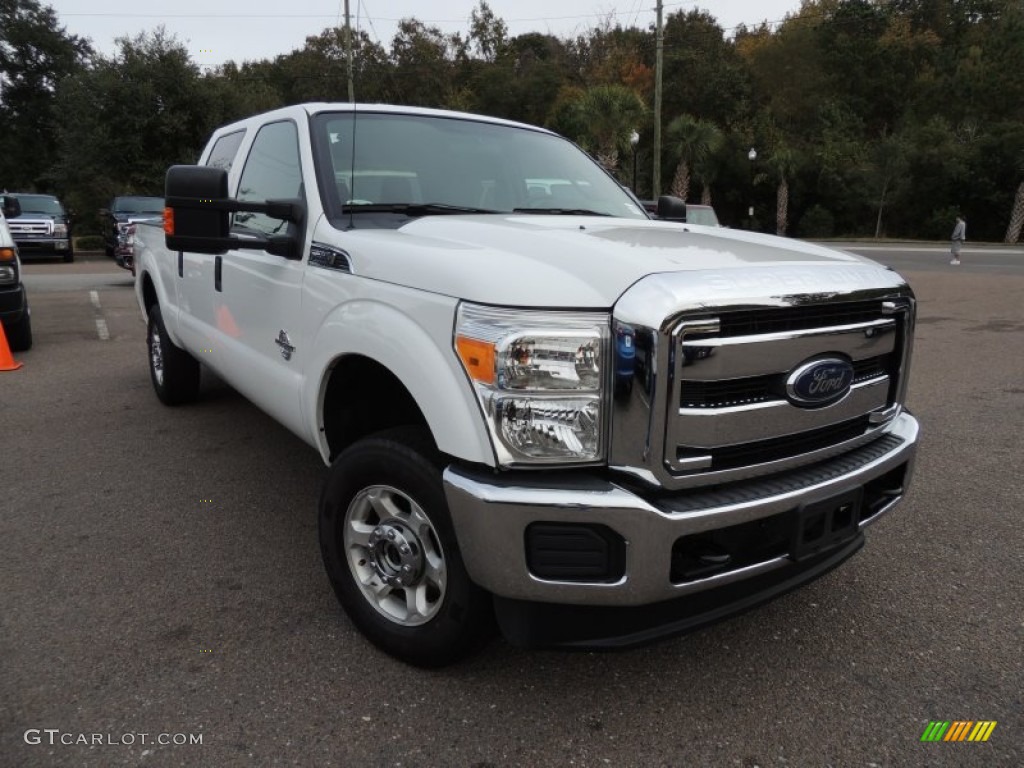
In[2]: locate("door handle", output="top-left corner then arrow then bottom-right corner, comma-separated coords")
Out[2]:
214,255 -> 222,292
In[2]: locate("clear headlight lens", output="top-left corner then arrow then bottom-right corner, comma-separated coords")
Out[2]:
455,303 -> 609,465
53,223 -> 68,237
0,265 -> 16,284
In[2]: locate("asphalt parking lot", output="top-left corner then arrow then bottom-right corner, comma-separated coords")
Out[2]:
2,249 -> 1022,767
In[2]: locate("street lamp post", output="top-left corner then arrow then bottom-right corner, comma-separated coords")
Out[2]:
748,147 -> 757,230
630,130 -> 640,195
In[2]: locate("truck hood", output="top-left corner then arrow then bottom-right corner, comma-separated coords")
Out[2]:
340,215 -> 882,308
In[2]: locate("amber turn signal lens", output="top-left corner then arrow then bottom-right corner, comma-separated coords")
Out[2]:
0,247 -> 16,261
456,336 -> 496,385
163,207 -> 175,235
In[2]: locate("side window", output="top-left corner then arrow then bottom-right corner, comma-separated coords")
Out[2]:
234,121 -> 303,236
205,130 -> 246,173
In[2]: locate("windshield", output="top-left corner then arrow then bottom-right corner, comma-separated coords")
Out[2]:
12,194 -> 64,215
113,196 -> 164,214
313,112 -> 648,220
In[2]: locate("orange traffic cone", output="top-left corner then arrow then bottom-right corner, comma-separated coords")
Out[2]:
0,321 -> 24,371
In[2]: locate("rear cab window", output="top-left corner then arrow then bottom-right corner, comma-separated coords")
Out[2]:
204,130 -> 247,173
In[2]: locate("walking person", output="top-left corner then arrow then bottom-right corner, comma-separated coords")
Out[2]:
950,215 -> 966,265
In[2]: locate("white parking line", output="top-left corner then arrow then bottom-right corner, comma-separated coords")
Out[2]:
89,290 -> 110,340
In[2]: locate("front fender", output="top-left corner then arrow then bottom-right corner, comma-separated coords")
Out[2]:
303,298 -> 496,467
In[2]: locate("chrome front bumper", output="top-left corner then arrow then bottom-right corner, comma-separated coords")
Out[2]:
444,411 -> 918,608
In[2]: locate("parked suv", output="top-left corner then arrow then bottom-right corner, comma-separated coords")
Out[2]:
0,195 -> 32,351
5,193 -> 74,262
100,196 -> 164,257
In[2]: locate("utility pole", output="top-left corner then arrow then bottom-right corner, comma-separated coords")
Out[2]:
344,0 -> 355,102
653,0 -> 664,198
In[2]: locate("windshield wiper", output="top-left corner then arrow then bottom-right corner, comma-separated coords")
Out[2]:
512,207 -> 612,216
340,202 -> 499,216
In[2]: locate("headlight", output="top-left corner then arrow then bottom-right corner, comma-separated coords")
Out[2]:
53,223 -> 68,237
455,303 -> 609,465
0,247 -> 16,284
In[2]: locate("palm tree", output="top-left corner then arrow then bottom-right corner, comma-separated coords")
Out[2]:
694,152 -> 721,206
1006,151 -> 1024,244
574,85 -> 646,173
665,115 -> 721,202
762,144 -> 796,236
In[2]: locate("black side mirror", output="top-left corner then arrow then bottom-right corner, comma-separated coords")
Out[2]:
165,165 -> 231,254
656,195 -> 686,222
1,196 -> 22,219
164,165 -> 304,258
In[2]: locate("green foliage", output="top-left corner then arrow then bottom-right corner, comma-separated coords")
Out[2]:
0,0 -> 1020,240
569,85 -> 646,172
797,205 -> 836,238
52,29 -> 212,231
0,0 -> 92,190
74,235 -> 104,250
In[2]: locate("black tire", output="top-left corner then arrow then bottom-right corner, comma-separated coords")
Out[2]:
147,304 -> 200,405
63,250 -> 74,263
319,427 -> 494,667
6,310 -> 32,352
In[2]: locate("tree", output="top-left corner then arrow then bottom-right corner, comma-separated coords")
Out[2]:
866,131 -> 909,238
1004,150 -> 1024,243
53,29 -> 212,229
661,11 -> 750,129
763,144 -> 797,236
468,1 -> 508,61
571,85 -> 646,172
665,115 -> 721,202
390,19 -> 466,108
0,0 -> 91,189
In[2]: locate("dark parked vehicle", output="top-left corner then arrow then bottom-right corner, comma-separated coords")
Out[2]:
641,198 -> 719,225
100,196 -> 164,257
0,195 -> 32,351
5,193 -> 74,263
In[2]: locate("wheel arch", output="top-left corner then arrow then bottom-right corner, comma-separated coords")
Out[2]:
307,301 -> 496,467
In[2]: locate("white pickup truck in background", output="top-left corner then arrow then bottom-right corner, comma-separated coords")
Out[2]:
133,103 -> 919,666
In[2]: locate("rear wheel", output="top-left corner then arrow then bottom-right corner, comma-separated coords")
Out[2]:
6,310 -> 32,352
147,304 -> 199,405
319,428 -> 494,667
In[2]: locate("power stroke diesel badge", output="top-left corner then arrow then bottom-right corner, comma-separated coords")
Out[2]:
786,357 -> 855,407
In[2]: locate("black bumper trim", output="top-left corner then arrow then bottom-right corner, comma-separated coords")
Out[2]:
493,534 -> 863,649
0,285 -> 26,321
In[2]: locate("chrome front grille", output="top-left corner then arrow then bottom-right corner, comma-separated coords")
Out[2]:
665,303 -> 907,478
608,265 -> 916,491
9,220 -> 51,236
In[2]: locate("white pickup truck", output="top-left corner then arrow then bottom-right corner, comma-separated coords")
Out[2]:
134,103 -> 919,666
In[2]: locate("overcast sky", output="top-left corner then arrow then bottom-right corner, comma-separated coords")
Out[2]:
46,0 -> 802,70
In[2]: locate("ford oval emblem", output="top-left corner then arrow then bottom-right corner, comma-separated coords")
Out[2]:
786,357 -> 855,407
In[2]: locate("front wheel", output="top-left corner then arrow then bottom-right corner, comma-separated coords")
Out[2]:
147,304 -> 199,405
319,428 -> 494,667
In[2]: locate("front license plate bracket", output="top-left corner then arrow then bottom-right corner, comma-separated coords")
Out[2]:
792,487 -> 863,561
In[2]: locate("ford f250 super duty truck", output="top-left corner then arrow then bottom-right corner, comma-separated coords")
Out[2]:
133,104 -> 919,667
